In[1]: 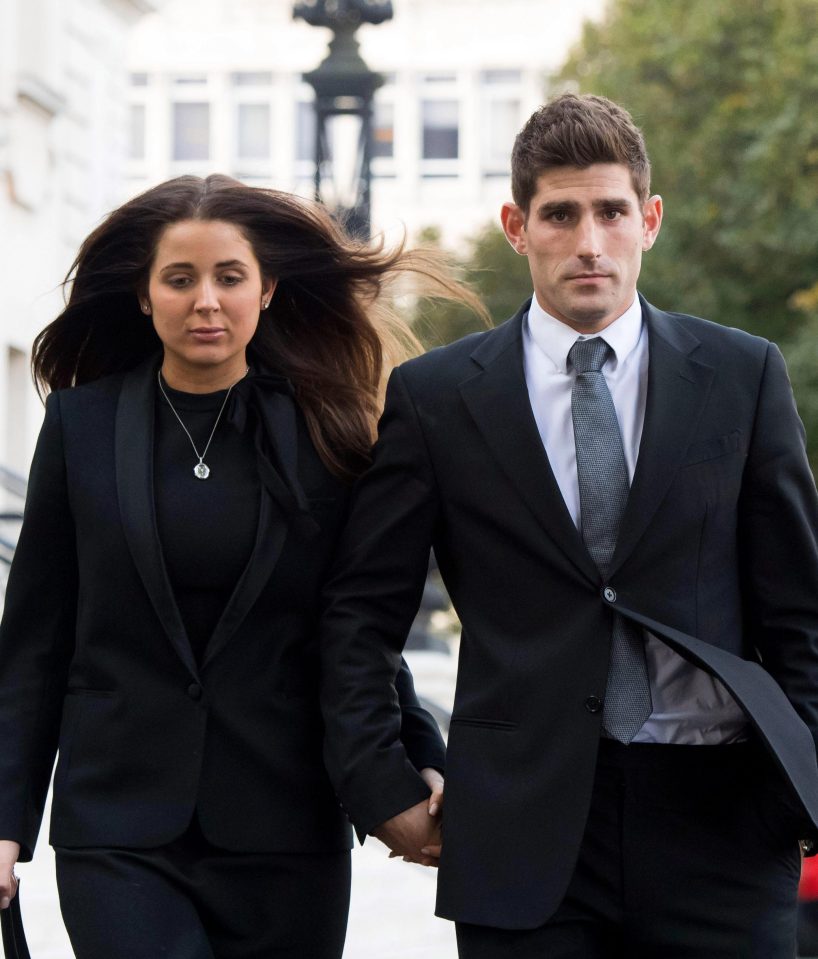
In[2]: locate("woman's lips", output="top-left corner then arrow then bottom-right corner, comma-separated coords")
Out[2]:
189,328 -> 225,342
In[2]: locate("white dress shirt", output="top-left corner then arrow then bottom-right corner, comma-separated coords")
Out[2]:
523,293 -> 747,744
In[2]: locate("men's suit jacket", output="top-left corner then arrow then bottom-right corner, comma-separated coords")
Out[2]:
0,356 -> 444,862
321,297 -> 818,929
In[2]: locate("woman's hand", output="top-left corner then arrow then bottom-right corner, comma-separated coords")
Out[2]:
420,767 -> 444,818
0,840 -> 20,910
419,767 -> 444,861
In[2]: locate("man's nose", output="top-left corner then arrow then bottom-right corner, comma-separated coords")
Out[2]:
575,216 -> 602,260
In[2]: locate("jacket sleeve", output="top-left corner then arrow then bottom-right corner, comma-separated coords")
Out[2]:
396,656 -> 446,774
738,343 -> 818,753
0,393 -> 77,860
320,366 -> 441,836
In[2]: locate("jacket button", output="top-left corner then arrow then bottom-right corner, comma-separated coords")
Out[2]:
585,696 -> 603,713
187,683 -> 203,701
603,586 -> 617,603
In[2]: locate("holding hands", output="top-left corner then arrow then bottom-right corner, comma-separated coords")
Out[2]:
375,768 -> 443,868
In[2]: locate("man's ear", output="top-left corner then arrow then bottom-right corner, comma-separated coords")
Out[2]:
501,202 -> 528,256
642,194 -> 663,251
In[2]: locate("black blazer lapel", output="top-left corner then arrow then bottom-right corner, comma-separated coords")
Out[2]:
115,358 -> 199,681
610,299 -> 715,575
459,304 -> 599,585
201,391 -> 298,667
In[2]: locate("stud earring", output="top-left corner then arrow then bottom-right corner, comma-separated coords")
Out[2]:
140,301 -> 151,315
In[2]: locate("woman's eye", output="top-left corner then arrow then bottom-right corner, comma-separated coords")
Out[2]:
220,274 -> 243,286
167,276 -> 191,289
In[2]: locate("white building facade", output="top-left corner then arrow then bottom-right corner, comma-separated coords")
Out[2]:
0,0 -> 158,474
126,0 -> 606,247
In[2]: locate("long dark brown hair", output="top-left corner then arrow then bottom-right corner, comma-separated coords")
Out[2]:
32,175 -> 484,478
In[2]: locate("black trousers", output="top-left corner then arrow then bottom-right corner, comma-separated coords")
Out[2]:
456,740 -> 802,959
55,815 -> 351,959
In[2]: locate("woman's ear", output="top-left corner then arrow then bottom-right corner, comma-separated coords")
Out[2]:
261,278 -> 277,310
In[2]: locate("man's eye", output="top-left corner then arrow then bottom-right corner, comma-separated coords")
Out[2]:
603,209 -> 622,220
551,211 -> 569,222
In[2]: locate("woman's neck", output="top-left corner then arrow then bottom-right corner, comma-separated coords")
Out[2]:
159,358 -> 248,394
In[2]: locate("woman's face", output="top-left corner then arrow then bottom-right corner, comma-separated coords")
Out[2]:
145,218 -> 275,389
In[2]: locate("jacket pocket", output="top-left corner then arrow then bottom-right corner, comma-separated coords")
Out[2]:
449,716 -> 518,731
682,430 -> 742,466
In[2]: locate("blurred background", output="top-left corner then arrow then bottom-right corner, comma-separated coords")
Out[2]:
3,0 -> 818,955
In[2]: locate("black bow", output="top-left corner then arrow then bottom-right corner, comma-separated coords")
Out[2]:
227,372 -> 319,538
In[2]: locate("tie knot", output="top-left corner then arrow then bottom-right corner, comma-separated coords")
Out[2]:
569,337 -> 612,375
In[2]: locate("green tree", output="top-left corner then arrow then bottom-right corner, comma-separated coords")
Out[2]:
414,222 -> 532,348
557,0 -> 818,466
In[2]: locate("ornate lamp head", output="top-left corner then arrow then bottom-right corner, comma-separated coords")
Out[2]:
293,0 -> 394,29
294,0 -> 393,238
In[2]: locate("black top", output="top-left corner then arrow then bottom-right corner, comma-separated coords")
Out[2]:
154,378 -> 260,663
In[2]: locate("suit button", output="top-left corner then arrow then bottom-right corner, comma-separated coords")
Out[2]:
585,696 -> 603,713
187,683 -> 203,701
603,587 -> 617,603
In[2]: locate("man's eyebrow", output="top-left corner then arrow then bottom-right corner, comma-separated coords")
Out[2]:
536,200 -> 580,216
536,196 -> 636,215
592,196 -> 634,209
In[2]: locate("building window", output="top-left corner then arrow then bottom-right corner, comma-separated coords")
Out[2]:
372,102 -> 394,159
232,71 -> 273,86
296,101 -> 316,162
173,102 -> 210,161
481,70 -> 522,85
483,98 -> 519,172
422,100 -> 459,160
173,74 -> 208,85
237,103 -> 270,160
130,72 -> 149,87
129,104 -> 146,160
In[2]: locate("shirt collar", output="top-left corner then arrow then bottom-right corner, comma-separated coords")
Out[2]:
526,293 -> 643,373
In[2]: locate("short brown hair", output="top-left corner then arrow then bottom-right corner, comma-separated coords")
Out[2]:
511,93 -> 651,213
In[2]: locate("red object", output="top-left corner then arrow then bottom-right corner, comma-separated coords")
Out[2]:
800,854 -> 818,901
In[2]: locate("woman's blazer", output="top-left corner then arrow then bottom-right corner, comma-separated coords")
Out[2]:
0,356 -> 444,861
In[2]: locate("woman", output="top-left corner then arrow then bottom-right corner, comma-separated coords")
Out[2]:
0,175 -> 463,958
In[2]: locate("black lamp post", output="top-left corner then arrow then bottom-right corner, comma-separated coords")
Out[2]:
293,0 -> 393,238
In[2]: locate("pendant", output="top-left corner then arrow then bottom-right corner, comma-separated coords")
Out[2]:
194,462 -> 211,480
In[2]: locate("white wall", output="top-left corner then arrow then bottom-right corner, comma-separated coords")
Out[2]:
0,0 -> 159,473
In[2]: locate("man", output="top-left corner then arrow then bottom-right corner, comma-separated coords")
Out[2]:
320,94 -> 818,957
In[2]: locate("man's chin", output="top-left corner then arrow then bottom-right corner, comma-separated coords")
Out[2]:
555,302 -> 617,334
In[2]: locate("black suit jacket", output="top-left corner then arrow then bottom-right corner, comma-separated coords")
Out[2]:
321,297 -> 818,928
0,356 -> 444,861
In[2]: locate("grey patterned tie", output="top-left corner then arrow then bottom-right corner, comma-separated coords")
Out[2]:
569,337 -> 651,743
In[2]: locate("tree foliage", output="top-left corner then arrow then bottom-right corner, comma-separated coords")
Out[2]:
413,223 -> 531,348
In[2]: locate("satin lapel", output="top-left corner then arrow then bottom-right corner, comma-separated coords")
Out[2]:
459,308 -> 598,585
201,392 -> 295,667
609,300 -> 715,575
115,359 -> 199,680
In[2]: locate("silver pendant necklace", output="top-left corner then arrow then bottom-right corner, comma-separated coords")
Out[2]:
157,368 -> 248,480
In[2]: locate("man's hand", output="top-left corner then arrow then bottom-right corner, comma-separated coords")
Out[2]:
0,840 -> 20,910
374,795 -> 442,868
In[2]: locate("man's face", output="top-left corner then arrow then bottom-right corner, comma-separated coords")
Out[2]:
501,163 -> 662,333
